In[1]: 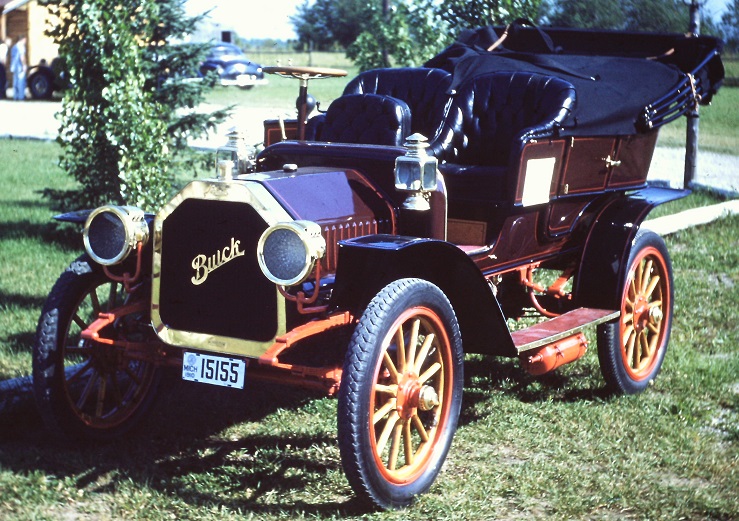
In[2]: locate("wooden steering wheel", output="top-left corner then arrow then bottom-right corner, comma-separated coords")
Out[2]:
263,66 -> 348,81
263,66 -> 348,140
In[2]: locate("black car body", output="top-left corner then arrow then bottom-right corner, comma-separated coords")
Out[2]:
199,42 -> 267,88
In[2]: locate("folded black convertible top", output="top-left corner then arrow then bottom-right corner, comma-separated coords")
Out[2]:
425,22 -> 724,137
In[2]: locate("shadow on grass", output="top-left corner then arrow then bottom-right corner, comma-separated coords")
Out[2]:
0,219 -> 82,251
0,290 -> 46,312
459,355 -> 613,426
0,369 -> 366,517
0,354 -> 615,517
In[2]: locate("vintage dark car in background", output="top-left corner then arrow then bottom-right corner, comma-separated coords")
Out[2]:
198,42 -> 267,89
33,22 -> 724,510
27,56 -> 67,99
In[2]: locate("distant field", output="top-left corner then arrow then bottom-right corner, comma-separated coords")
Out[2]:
656,86 -> 738,155
723,54 -> 739,80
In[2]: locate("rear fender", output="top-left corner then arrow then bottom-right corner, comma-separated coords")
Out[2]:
330,235 -> 516,357
573,187 -> 688,309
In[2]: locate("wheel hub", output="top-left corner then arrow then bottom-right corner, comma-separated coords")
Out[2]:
633,295 -> 650,332
395,373 -> 439,420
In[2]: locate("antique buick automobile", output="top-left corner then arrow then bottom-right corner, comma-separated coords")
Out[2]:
33,23 -> 724,509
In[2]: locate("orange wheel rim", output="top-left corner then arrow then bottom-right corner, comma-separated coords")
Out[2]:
620,247 -> 670,380
62,282 -> 156,430
368,306 -> 453,484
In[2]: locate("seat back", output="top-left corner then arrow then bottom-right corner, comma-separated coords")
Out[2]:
437,71 -> 576,166
312,94 -> 411,146
342,67 -> 454,144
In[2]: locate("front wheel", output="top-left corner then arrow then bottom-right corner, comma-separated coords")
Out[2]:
33,255 -> 161,441
597,230 -> 674,394
338,278 -> 464,509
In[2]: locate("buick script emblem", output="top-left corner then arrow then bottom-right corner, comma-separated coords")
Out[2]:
191,237 -> 245,285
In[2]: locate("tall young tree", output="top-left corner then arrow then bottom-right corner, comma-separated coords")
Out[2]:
144,0 -> 229,152
43,0 -> 171,211
42,0 -> 227,211
623,0 -> 691,33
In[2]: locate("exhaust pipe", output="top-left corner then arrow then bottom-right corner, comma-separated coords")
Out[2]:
520,333 -> 588,376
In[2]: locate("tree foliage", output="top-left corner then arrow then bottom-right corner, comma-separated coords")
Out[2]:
43,0 -> 170,211
438,0 -> 543,28
719,0 -> 739,51
292,0 -> 372,51
542,0 -> 720,34
42,0 -> 227,212
144,1 -> 230,151
542,0 -> 627,28
304,0 -> 545,70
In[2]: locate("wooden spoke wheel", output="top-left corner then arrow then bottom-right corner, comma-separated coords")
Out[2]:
597,230 -> 673,394
338,279 -> 463,509
33,255 -> 161,441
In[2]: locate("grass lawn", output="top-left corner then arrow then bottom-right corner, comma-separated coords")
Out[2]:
0,139 -> 737,520
657,86 -> 739,155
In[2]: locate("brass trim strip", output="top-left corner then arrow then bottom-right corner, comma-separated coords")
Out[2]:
151,178 -> 293,358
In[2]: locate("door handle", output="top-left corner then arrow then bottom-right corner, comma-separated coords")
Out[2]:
603,155 -> 622,168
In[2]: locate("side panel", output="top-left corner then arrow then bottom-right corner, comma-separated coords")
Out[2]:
573,187 -> 689,309
331,236 -> 517,357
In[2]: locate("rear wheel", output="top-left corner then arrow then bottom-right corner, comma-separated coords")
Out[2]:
597,230 -> 673,394
29,70 -> 53,99
33,256 -> 161,441
338,278 -> 464,509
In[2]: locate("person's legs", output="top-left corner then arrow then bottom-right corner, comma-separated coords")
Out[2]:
0,65 -> 6,99
13,72 -> 25,100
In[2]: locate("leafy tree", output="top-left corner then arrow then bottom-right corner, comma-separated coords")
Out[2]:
542,0 -> 720,34
542,0 -> 627,28
622,0 -> 691,33
345,0 -> 545,70
292,0 -> 372,51
43,0 -> 170,211
719,0 -> 739,51
42,0 -> 227,212
347,3 -> 416,70
292,0 -> 337,51
144,0 -> 229,152
438,0 -> 543,28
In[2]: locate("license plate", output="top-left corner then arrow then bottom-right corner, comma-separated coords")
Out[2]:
182,352 -> 246,389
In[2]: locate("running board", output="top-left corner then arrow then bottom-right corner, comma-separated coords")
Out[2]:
512,308 -> 620,355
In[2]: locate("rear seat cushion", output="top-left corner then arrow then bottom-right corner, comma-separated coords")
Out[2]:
438,71 -> 576,166
437,72 -> 576,205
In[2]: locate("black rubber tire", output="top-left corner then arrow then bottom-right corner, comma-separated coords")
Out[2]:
33,255 -> 160,441
337,278 -> 464,509
29,70 -> 53,100
597,229 -> 673,394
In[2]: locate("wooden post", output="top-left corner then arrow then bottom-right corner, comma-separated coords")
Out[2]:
684,0 -> 702,188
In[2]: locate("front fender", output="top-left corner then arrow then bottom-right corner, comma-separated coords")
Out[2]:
330,235 -> 516,357
573,187 -> 689,309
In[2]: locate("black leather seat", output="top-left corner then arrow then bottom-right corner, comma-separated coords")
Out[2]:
310,93 -> 411,146
307,67 -> 454,148
438,71 -> 576,205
